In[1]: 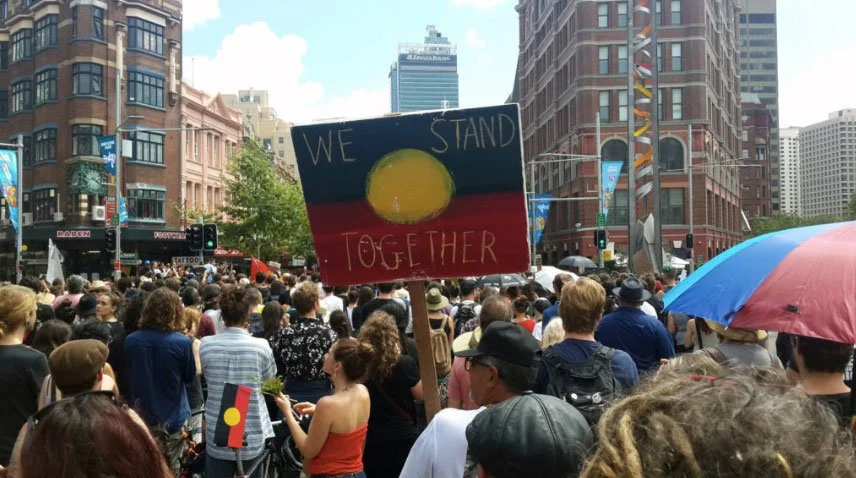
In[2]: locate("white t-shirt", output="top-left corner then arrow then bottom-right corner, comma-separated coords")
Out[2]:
400,407 -> 484,478
640,301 -> 658,319
450,300 -> 482,321
321,294 -> 344,324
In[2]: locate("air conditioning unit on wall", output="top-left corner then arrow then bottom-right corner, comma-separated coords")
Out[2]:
92,206 -> 106,221
22,213 -> 33,226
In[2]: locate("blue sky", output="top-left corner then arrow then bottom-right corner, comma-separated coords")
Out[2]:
183,0 -> 855,127
183,0 -> 518,122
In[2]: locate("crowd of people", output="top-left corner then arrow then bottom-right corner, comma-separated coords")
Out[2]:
0,261 -> 855,477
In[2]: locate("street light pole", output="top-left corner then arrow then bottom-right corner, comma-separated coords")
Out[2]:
113,24 -> 125,281
688,123 -> 694,273
15,135 -> 22,283
596,112 -> 604,268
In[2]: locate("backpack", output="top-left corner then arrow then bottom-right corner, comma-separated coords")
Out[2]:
542,345 -> 622,427
454,303 -> 477,337
430,315 -> 452,377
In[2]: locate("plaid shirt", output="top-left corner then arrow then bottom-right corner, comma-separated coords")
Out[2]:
200,328 -> 276,460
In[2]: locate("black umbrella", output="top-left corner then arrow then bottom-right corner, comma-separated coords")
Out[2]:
558,256 -> 598,270
477,273 -> 527,289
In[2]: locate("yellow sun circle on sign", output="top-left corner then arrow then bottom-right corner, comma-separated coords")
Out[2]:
366,149 -> 455,224
223,407 -> 241,427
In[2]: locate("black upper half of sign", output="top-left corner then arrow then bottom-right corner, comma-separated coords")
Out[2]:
293,104 -> 524,206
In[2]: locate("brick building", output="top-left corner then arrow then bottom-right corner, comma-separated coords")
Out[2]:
740,93 -> 772,220
516,0 -> 744,266
180,84 -> 241,224
0,0 -> 183,278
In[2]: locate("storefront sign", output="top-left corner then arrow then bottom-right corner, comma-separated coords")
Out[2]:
214,248 -> 244,258
173,256 -> 202,266
153,231 -> 189,241
56,230 -> 92,239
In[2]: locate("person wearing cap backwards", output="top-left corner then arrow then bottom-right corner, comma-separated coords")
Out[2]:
458,321 -> 592,478
595,277 -> 675,375
5,339 -> 147,478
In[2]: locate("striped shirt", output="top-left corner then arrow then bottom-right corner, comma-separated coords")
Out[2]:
200,327 -> 277,460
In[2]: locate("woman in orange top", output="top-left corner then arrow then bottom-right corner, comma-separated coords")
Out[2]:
276,339 -> 371,478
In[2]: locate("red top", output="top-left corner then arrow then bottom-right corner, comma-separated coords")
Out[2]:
308,423 -> 368,475
516,319 -> 536,333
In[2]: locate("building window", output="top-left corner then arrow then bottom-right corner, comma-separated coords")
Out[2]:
618,2 -> 628,27
657,43 -> 663,72
93,7 -> 104,40
127,130 -> 164,164
34,69 -> 57,104
602,139 -> 629,174
0,90 -> 7,118
671,43 -> 682,71
598,46 -> 609,74
618,90 -> 628,122
33,129 -> 56,163
128,17 -> 164,56
0,1 -> 6,20
0,42 -> 7,70
599,91 -> 610,122
659,138 -> 684,171
608,190 -> 629,226
618,45 -> 628,74
72,7 -> 77,38
278,136 -> 284,144
670,0 -> 681,25
32,188 -> 56,222
11,29 -> 32,62
127,189 -> 164,221
656,0 -> 662,25
128,71 -> 164,108
756,145 -> 766,162
658,88 -> 664,120
72,63 -> 104,96
71,124 -> 103,156
34,15 -> 58,51
672,88 -> 683,120
660,188 -> 684,224
10,80 -> 31,113
598,3 -> 608,28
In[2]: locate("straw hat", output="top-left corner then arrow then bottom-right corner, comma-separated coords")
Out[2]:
705,320 -> 768,342
426,288 -> 450,312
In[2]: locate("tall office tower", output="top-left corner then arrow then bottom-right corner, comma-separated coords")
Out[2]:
779,127 -> 801,214
800,110 -> 856,218
389,25 -> 459,113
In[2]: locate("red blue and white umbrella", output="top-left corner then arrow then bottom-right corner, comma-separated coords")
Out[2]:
664,221 -> 856,343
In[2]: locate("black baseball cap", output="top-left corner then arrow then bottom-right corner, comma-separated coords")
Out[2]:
460,278 -> 478,294
454,321 -> 540,367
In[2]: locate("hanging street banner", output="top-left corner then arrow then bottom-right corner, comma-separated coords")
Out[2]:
99,136 -> 117,178
293,104 -> 529,285
0,149 -> 20,231
529,194 -> 551,245
601,161 -> 623,217
118,197 -> 129,224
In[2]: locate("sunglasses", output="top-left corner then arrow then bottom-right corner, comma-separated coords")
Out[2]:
464,357 -> 491,371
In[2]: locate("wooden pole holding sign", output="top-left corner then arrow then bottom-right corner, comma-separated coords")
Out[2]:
407,280 -> 441,423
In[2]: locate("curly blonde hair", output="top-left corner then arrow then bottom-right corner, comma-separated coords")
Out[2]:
358,310 -> 401,384
0,285 -> 37,338
581,369 -> 856,478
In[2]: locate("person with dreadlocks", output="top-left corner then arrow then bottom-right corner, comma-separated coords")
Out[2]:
581,368 -> 856,477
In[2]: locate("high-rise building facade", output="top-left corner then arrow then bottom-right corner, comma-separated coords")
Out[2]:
800,110 -> 856,218
740,94 -> 773,220
389,25 -> 459,113
517,0 -> 744,264
0,0 -> 183,279
779,127 -> 801,214
739,0 -> 780,212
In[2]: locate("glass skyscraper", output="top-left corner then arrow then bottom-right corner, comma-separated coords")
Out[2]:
390,25 -> 460,113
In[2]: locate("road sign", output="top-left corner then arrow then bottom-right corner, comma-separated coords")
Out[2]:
293,103 -> 529,285
113,259 -> 120,270
597,213 -> 606,227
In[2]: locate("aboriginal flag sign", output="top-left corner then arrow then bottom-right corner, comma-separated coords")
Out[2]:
213,383 -> 252,449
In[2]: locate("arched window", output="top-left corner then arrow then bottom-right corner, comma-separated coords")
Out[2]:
659,138 -> 684,171
601,139 -> 629,174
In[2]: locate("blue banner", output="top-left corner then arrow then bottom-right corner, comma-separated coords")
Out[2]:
0,149 -> 20,231
99,136 -> 116,177
601,161 -> 623,217
118,197 -> 129,224
529,194 -> 551,245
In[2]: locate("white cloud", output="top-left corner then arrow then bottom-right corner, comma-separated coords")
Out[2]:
451,0 -> 509,9
465,28 -> 486,49
184,22 -> 388,123
183,0 -> 221,31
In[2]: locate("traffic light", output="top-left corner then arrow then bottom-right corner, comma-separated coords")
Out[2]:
188,224 -> 203,251
596,229 -> 607,250
105,228 -> 116,252
685,233 -> 695,249
203,224 -> 218,251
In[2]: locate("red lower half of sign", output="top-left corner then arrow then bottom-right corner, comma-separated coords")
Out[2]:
306,192 -> 529,285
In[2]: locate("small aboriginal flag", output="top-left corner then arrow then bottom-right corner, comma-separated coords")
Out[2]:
214,383 -> 252,449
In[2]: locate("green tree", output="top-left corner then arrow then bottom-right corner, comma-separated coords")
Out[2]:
220,139 -> 313,261
749,212 -> 843,237
847,192 -> 856,220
